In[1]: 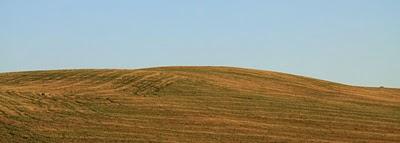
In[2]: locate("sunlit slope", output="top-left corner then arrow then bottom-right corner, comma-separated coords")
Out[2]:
0,66 -> 399,142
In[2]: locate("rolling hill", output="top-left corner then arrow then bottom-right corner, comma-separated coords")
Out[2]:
0,66 -> 399,142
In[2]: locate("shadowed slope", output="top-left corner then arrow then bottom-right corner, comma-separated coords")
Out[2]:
0,66 -> 399,142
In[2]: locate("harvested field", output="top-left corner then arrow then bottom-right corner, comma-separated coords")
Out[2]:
0,66 -> 399,142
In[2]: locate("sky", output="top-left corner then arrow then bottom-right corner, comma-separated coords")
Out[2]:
0,0 -> 399,87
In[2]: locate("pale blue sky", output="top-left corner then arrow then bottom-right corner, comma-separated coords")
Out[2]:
1,0 -> 399,87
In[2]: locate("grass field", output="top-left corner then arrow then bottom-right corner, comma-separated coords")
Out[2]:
0,66 -> 399,142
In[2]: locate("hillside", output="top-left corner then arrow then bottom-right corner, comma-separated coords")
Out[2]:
0,66 -> 399,142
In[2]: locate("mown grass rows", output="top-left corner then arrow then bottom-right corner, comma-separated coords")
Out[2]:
0,67 -> 399,142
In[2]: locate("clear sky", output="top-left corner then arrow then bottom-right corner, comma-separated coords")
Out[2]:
1,0 -> 399,87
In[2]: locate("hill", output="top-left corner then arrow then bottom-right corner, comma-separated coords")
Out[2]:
0,66 -> 399,142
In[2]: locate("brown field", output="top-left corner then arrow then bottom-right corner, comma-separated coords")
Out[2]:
0,66 -> 399,143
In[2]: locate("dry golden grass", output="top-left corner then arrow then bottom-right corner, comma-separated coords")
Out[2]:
0,66 -> 399,142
